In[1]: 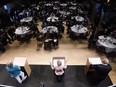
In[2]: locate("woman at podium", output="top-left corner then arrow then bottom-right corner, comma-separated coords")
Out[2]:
50,60 -> 67,82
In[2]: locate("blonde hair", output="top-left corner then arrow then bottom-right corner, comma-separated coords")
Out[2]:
6,61 -> 13,68
57,60 -> 62,66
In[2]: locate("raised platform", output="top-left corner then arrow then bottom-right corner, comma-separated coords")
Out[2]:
0,64 -> 112,87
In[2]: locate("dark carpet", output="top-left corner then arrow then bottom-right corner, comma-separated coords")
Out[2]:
0,65 -> 113,87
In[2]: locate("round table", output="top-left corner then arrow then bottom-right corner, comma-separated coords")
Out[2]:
42,26 -> 58,34
71,25 -> 88,34
53,7 -> 60,10
70,2 -> 77,6
20,17 -> 33,23
47,16 -> 59,22
96,36 -> 116,53
75,16 -> 84,22
59,11 -> 70,15
69,6 -> 77,10
45,3 -> 53,6
15,26 -> 30,35
60,3 -> 67,6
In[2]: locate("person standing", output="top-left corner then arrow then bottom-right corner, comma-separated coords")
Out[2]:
6,61 -> 27,84
50,60 -> 67,82
88,58 -> 112,85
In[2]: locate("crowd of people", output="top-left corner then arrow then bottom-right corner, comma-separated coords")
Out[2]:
0,0 -> 91,52
0,1 -> 115,54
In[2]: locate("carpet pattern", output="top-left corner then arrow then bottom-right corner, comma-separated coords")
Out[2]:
0,65 -> 113,87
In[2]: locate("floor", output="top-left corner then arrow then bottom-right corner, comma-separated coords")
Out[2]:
0,21 -> 116,84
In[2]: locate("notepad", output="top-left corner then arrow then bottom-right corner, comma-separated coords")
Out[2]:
88,57 -> 102,65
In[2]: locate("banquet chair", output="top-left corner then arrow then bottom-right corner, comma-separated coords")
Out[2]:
69,30 -> 77,40
96,46 -> 106,54
44,39 -> 52,51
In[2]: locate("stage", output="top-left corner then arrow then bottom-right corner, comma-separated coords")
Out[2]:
0,64 -> 113,87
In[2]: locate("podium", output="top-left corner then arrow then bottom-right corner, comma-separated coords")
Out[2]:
85,57 -> 102,75
52,57 -> 65,67
13,57 -> 31,77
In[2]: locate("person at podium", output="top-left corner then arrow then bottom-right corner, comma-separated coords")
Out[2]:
50,60 -> 67,82
88,58 -> 112,85
6,61 -> 27,84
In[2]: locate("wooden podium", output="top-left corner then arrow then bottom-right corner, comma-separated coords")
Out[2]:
13,57 -> 31,77
85,57 -> 102,75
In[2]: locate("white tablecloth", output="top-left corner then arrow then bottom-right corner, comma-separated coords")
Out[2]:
69,6 -> 77,10
96,36 -> 116,53
42,26 -> 58,34
35,5 -> 39,10
75,16 -> 84,22
60,3 -> 67,6
47,16 -> 59,22
45,3 -> 53,6
19,11 -> 29,16
15,26 -> 30,35
19,12 -> 24,16
20,17 -> 33,23
71,25 -> 88,34
53,7 -> 60,10
59,11 -> 70,15
70,2 -> 77,6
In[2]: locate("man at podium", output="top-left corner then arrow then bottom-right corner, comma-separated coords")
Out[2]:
87,58 -> 112,85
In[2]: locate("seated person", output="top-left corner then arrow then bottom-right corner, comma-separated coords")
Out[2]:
6,61 -> 27,84
50,31 -> 59,49
35,31 -> 44,51
110,30 -> 116,39
0,41 -> 6,53
88,33 -> 94,48
44,30 -> 52,51
88,58 -> 112,85
50,60 -> 67,82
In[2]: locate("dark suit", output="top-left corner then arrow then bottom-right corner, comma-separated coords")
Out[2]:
88,64 -> 112,85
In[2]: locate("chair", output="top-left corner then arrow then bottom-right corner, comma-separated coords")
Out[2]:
44,39 -> 52,51
69,30 -> 77,40
96,46 -> 106,54
0,42 -> 6,53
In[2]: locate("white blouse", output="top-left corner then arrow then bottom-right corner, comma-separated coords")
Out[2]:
51,65 -> 67,75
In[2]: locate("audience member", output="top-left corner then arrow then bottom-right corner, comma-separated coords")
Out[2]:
0,42 -> 6,52
35,31 -> 44,51
7,26 -> 16,42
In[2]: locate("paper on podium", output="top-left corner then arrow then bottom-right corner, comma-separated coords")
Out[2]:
88,57 -> 102,65
13,57 -> 27,66
52,57 -> 65,67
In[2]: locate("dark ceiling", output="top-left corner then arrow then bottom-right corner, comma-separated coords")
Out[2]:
0,0 -> 14,7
